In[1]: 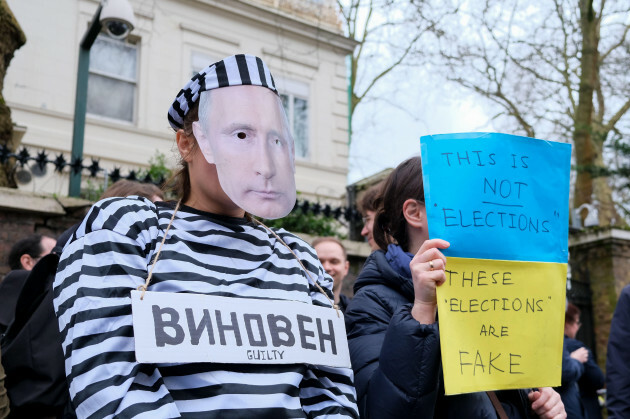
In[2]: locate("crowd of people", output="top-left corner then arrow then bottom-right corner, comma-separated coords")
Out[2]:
0,54 -> 629,419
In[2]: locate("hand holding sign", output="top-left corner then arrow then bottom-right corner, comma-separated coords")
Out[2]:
410,238 -> 450,324
529,387 -> 567,419
420,132 -> 571,395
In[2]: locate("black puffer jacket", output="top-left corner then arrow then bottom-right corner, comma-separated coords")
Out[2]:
345,249 -> 534,418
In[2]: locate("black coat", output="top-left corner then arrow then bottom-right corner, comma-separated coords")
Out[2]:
345,250 -> 534,418
339,293 -> 351,313
0,254 -> 73,418
0,270 -> 29,334
557,336 -> 586,419
606,285 -> 630,419
564,337 -> 603,419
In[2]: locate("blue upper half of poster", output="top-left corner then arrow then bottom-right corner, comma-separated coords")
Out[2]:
420,132 -> 571,263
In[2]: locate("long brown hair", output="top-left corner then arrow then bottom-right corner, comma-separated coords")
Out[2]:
162,102 -> 199,202
373,157 -> 424,252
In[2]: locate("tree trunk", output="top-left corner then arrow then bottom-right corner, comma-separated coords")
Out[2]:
572,0 -> 621,226
0,0 -> 26,188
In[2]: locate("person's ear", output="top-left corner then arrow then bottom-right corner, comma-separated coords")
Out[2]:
192,121 -> 215,164
402,199 -> 425,229
176,129 -> 197,163
20,254 -> 35,271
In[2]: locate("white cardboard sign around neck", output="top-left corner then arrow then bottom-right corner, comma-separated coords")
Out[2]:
131,291 -> 350,368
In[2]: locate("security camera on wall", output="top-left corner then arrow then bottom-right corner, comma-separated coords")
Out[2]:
100,0 -> 136,39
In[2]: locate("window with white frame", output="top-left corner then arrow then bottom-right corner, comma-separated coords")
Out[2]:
277,78 -> 309,159
87,36 -> 138,122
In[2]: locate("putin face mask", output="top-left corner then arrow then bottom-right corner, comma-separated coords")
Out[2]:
192,85 -> 296,219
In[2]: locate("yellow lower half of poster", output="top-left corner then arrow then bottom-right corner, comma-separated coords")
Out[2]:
436,257 -> 567,395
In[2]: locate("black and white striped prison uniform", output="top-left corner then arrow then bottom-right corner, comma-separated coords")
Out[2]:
53,197 -> 358,418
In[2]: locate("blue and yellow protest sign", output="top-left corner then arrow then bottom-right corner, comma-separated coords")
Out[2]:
420,132 -> 571,395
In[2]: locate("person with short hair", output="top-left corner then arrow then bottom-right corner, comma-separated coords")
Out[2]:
0,233 -> 63,416
358,182 -> 382,251
7,234 -> 56,271
568,304 -> 604,419
312,237 -> 350,311
1,234 -> 56,333
558,303 -> 604,418
53,54 -> 358,418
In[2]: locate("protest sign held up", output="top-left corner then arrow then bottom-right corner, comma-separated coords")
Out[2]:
420,132 -> 571,395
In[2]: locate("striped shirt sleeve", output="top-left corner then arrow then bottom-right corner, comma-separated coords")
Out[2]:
54,198 -> 182,418
280,232 -> 359,418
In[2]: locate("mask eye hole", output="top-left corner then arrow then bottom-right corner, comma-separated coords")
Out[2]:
237,132 -> 246,139
275,139 -> 280,145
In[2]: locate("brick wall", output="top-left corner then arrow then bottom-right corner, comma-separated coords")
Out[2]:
0,187 -> 91,278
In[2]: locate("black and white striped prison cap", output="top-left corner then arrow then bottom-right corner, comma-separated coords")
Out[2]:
168,54 -> 277,130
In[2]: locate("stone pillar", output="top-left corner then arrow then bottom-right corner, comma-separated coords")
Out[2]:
569,227 -> 630,370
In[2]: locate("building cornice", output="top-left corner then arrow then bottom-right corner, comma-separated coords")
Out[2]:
569,227 -> 630,247
8,101 -> 173,141
179,22 -> 241,46
190,0 -> 358,53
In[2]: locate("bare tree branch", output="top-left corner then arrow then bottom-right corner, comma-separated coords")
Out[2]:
599,23 -> 630,64
604,97 -> 630,134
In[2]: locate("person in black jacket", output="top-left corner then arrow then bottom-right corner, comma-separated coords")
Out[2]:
606,284 -> 630,419
558,303 -> 604,419
344,156 -> 566,419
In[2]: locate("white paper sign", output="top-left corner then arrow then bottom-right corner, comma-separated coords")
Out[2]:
131,291 -> 351,368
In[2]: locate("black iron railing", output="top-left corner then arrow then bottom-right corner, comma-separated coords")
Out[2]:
0,144 -> 362,223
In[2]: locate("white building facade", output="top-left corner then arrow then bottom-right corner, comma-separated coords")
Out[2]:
5,0 -> 356,204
